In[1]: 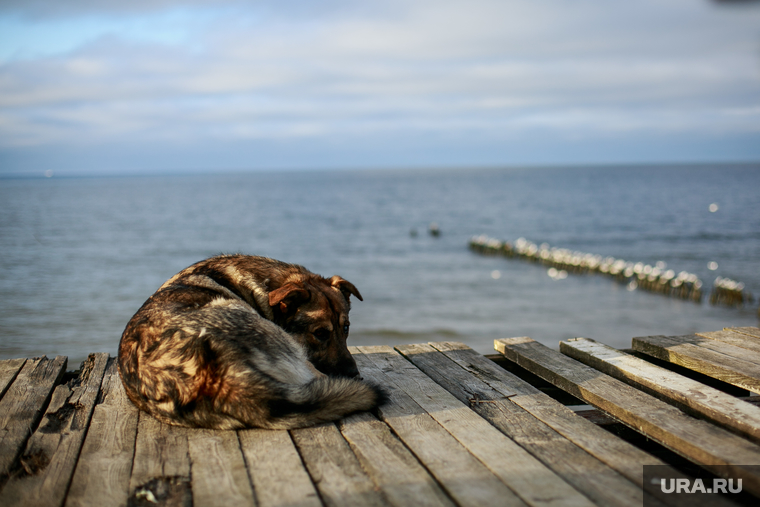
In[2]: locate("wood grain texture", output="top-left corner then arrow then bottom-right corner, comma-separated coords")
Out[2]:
562,337 -> 760,443
188,429 -> 256,507
672,334 -> 760,367
65,359 -> 138,507
0,358 -> 26,401
239,428 -> 321,507
433,341 -> 732,507
396,342 -> 646,507
0,356 -> 67,480
129,413 -> 192,507
632,335 -> 760,394
728,327 -> 760,340
495,336 -> 760,497
5,334 -> 760,506
292,422 -> 389,507
697,330 -> 760,355
0,353 -> 108,507
352,347 -> 527,507
339,411 -> 455,507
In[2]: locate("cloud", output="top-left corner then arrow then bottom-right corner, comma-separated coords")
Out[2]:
1,0 -> 759,173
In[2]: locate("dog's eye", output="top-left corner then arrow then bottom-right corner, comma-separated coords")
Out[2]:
313,329 -> 331,342
343,324 -> 350,335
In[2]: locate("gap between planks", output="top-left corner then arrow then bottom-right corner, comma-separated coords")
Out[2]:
561,337 -> 760,444
495,336 -> 760,498
356,345 -> 598,507
394,342 -> 663,507
1,353 -> 107,507
402,341 -> 731,507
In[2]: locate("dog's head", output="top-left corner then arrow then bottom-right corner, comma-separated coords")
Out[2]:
269,275 -> 363,378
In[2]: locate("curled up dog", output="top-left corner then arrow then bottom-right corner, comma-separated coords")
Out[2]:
118,255 -> 386,430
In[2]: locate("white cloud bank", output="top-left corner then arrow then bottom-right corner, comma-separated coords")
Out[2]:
1,0 -> 759,174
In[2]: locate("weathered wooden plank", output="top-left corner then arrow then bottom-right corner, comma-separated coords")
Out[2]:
292,422 -> 389,507
0,358 -> 26,401
351,348 -> 527,507
432,341 -> 736,507
632,335 -> 760,394
239,428 -> 321,507
495,336 -> 760,497
573,396 -> 760,422
677,334 -> 760,367
129,413 -> 192,507
187,429 -> 256,507
361,346 -> 595,507
0,356 -> 67,482
339,411 -> 455,507
562,337 -> 760,443
0,357 -> 68,475
0,353 -> 108,507
697,330 -> 760,355
396,342 -> 652,507
65,359 -> 138,507
728,326 -> 760,340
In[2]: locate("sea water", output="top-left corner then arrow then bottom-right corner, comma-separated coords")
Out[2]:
1,164 -> 758,366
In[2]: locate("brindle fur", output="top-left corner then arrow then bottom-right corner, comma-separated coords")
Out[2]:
118,254 -> 385,429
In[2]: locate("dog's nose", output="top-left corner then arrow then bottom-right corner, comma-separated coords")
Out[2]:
337,357 -> 361,378
342,363 -> 360,378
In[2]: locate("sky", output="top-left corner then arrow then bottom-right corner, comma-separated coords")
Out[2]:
1,0 -> 759,176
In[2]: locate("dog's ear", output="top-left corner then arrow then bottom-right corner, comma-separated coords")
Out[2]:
269,283 -> 310,314
330,276 -> 363,302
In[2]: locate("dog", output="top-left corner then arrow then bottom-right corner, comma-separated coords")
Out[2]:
118,254 -> 385,430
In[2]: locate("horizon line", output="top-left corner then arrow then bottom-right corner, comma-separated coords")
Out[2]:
2,159 -> 759,180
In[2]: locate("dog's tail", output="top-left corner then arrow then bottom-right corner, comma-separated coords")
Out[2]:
261,377 -> 387,429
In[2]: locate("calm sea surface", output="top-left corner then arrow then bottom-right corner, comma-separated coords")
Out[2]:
1,164 -> 759,367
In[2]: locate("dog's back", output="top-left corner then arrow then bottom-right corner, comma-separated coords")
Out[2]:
118,255 -> 385,430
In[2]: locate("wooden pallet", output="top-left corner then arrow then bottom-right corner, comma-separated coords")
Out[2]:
496,326 -> 760,505
0,329 -> 757,506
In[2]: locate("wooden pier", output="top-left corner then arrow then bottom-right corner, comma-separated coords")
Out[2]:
2,327 -> 760,506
